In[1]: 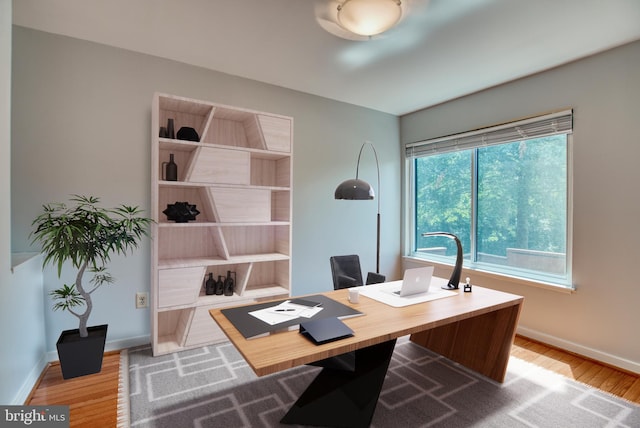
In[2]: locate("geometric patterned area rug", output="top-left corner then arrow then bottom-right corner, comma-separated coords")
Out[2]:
119,336 -> 640,427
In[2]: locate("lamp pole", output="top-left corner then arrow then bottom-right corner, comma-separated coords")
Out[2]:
334,141 -> 381,274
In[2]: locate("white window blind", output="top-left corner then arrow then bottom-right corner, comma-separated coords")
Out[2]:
406,109 -> 573,158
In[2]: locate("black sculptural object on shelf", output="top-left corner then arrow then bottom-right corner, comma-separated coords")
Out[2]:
163,201 -> 200,223
177,126 -> 200,142
421,232 -> 463,290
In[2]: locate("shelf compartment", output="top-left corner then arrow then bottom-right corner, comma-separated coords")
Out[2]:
157,227 -> 228,261
257,114 -> 292,153
245,259 -> 290,295
202,107 -> 264,149
158,266 -> 206,308
209,187 -> 272,223
203,262 -> 251,296
158,145 -> 194,182
272,190 -> 290,222
156,308 -> 194,354
158,95 -> 214,143
185,146 -> 250,185
250,154 -> 291,188
221,225 -> 290,257
158,185 -> 215,223
183,305 -> 227,347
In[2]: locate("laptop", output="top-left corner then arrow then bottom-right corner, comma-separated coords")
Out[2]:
390,266 -> 434,297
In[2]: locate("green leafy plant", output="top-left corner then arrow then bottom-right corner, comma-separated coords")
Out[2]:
30,195 -> 152,337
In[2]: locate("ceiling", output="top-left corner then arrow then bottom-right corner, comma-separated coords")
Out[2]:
12,0 -> 640,116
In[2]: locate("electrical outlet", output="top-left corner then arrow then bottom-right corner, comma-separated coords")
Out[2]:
136,292 -> 148,309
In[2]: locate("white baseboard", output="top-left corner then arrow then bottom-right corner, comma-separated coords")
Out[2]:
12,355 -> 49,405
517,326 -> 640,375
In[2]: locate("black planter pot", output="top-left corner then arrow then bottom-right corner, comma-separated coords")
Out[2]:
56,324 -> 108,380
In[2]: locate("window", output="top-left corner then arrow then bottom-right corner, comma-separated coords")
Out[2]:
405,110 -> 573,288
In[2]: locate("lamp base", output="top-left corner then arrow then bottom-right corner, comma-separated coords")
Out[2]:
441,283 -> 459,290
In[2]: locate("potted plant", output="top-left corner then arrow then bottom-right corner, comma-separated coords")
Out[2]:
31,195 -> 152,379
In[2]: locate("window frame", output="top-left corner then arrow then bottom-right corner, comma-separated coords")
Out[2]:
404,111 -> 574,290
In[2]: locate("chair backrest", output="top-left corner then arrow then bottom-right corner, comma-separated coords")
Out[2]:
366,272 -> 386,285
329,255 -> 364,290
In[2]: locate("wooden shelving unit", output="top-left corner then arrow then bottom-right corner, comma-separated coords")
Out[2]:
151,93 -> 293,356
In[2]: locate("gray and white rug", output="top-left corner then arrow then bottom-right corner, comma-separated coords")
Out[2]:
119,337 -> 640,427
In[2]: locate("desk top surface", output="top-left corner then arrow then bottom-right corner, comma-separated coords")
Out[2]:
209,278 -> 523,376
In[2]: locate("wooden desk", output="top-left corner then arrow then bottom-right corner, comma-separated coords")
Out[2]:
210,283 -> 523,426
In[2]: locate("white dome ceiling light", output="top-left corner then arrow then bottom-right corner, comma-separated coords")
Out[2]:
315,0 -> 406,41
337,0 -> 403,37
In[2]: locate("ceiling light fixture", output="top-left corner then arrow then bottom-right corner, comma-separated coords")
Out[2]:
337,0 -> 403,37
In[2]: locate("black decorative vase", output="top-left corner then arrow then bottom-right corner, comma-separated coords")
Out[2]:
167,118 -> 175,139
215,275 -> 224,295
56,324 -> 108,380
205,273 -> 215,295
163,202 -> 200,223
224,270 -> 236,296
162,153 -> 178,181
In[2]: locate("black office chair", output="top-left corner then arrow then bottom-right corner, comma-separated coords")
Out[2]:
329,255 -> 386,290
366,272 -> 386,285
317,255 -> 385,372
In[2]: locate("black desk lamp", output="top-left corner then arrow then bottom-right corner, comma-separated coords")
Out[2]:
421,232 -> 463,290
334,142 -> 381,274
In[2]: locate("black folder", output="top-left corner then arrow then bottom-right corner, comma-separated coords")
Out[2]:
299,317 -> 354,345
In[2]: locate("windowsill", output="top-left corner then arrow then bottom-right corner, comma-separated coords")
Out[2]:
11,252 -> 41,273
403,256 -> 576,294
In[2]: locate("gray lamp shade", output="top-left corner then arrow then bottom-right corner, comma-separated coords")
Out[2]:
334,179 -> 375,200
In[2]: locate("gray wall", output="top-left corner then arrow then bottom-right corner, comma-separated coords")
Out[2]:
10,27 -> 402,359
401,40 -> 640,372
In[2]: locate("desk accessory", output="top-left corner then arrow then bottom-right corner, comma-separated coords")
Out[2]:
348,288 -> 359,303
289,298 -> 322,308
421,231 -> 463,290
464,277 -> 472,292
299,317 -> 354,345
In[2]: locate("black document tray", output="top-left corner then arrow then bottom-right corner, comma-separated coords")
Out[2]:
299,317 -> 354,345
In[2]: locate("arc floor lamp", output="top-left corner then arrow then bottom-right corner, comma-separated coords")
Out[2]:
334,141 -> 381,274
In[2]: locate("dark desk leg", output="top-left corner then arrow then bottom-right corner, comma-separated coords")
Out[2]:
281,339 -> 397,428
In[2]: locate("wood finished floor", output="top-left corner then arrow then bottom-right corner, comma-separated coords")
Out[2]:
25,336 -> 640,427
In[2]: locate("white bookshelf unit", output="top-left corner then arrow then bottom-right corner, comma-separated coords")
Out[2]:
151,93 -> 293,355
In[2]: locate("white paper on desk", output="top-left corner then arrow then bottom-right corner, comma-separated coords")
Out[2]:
249,307 -> 296,325
249,301 -> 323,325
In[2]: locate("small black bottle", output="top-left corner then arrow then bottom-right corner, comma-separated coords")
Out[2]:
163,153 -> 178,181
205,273 -> 215,295
215,275 -> 224,295
224,270 -> 235,296
167,118 -> 175,139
